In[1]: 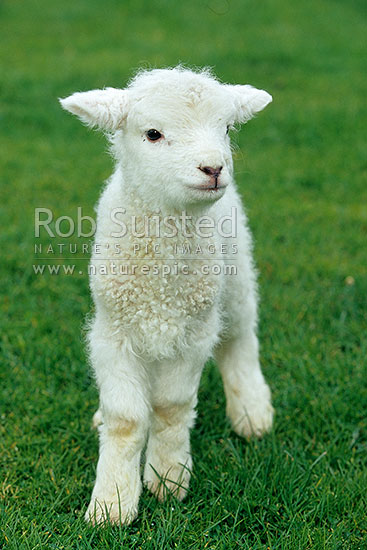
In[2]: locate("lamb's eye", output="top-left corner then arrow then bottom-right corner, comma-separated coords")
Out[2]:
146,129 -> 162,142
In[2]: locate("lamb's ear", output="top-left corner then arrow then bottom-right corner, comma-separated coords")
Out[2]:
59,88 -> 129,131
227,85 -> 272,123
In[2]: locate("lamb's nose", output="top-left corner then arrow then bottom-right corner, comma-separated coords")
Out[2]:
199,165 -> 223,177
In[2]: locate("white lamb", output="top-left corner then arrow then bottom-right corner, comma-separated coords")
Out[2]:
60,66 -> 274,525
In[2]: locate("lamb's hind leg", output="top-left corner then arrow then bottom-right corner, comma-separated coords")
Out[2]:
216,314 -> 274,439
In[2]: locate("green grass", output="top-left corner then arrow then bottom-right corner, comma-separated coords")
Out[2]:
1,0 -> 366,548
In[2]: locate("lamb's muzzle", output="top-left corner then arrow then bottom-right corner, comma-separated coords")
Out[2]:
198,164 -> 223,188
199,165 -> 223,177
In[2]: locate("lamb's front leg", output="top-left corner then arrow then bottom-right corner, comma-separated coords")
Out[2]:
143,399 -> 196,501
143,358 -> 203,501
216,328 -> 274,439
86,326 -> 150,525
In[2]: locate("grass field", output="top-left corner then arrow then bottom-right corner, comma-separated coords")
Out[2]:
1,0 -> 366,548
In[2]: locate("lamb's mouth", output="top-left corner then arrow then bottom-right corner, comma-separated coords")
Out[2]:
188,184 -> 227,192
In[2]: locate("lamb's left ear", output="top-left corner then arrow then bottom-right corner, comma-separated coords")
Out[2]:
59,88 -> 129,131
226,84 -> 272,123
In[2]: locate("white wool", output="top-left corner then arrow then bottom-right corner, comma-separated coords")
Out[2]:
60,66 -> 274,525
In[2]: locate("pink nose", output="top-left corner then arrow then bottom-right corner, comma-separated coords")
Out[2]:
198,165 -> 223,178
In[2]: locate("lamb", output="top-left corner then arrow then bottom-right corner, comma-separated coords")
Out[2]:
60,66 -> 274,525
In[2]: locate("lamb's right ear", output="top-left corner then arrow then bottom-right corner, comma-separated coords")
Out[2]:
59,88 -> 129,131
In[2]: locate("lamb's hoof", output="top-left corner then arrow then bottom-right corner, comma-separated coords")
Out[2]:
92,409 -> 103,430
85,498 -> 137,526
144,464 -> 191,502
231,400 -> 274,439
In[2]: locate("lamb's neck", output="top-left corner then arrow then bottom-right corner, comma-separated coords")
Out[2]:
125,194 -> 215,221
116,168 -> 217,221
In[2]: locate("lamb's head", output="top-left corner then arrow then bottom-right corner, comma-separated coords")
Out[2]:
60,67 -> 272,209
